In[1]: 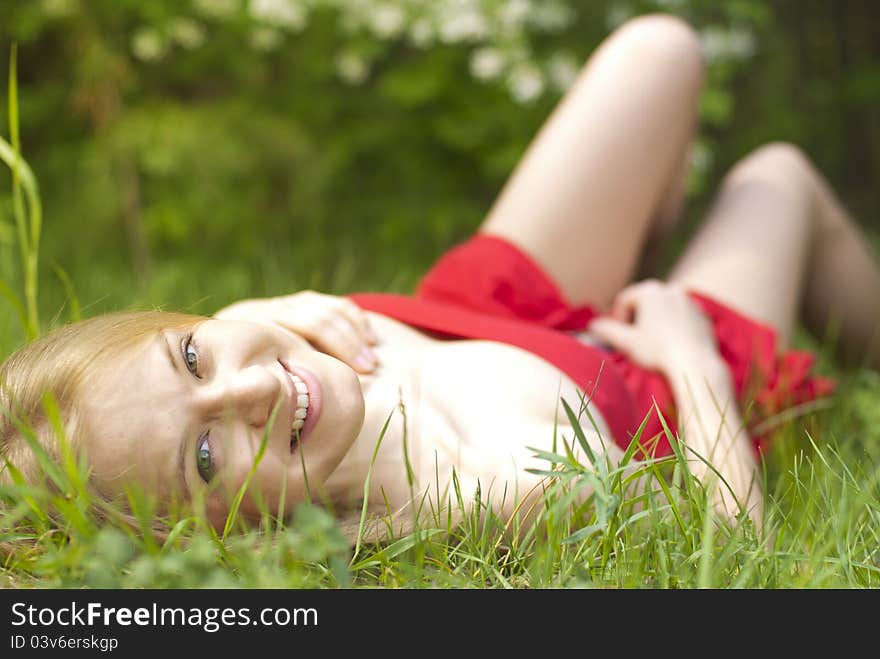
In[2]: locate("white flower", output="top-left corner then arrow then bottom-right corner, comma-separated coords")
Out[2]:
531,2 -> 575,32
194,0 -> 239,20
336,52 -> 369,84
547,52 -> 579,92
170,18 -> 206,50
508,63 -> 544,103
699,28 -> 725,61
725,26 -> 757,59
438,10 -> 489,44
369,4 -> 406,39
500,0 -> 532,30
408,19 -> 435,48
249,0 -> 307,30
131,27 -> 167,62
470,47 -> 505,81
700,25 -> 757,61
249,26 -> 283,51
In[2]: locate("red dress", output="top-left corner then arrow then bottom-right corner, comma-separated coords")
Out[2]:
349,235 -> 834,457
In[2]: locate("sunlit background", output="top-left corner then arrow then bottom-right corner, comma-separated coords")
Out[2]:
1,0 -> 878,351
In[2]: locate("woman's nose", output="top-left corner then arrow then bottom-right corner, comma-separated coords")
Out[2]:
207,365 -> 282,428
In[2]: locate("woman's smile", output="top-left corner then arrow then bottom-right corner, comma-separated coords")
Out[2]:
280,359 -> 323,451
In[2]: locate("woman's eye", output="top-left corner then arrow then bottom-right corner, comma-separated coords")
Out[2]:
196,435 -> 214,483
182,333 -> 200,377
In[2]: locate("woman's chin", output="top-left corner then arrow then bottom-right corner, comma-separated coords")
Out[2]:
328,354 -> 367,424
299,356 -> 365,474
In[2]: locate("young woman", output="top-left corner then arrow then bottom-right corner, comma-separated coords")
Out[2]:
2,14 -> 879,539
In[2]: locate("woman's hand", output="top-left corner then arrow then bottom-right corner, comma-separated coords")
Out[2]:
588,279 -> 719,373
213,290 -> 379,373
591,281 -> 762,527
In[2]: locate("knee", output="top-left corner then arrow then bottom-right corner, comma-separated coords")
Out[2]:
745,142 -> 813,173
728,142 -> 816,190
611,13 -> 705,80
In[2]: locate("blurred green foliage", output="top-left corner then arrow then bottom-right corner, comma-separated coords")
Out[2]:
0,0 -> 878,353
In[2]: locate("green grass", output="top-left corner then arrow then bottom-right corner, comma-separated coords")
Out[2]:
1,373 -> 879,589
2,52 -> 880,591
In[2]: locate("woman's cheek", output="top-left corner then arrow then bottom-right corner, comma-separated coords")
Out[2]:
205,497 -> 231,530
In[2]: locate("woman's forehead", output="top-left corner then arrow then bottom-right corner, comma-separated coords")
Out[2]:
81,336 -> 190,495
81,333 -> 152,391
87,332 -> 189,412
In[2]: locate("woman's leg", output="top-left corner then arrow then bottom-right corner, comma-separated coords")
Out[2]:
668,142 -> 880,367
478,13 -> 704,310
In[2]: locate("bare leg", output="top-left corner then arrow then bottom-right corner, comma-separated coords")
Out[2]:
669,142 -> 880,367
802,165 -> 880,367
479,14 -> 704,309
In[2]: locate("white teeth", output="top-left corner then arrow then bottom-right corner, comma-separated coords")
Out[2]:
289,372 -> 310,443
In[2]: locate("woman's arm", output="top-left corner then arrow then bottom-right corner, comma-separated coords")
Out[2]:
214,290 -> 379,373
662,348 -> 762,526
589,280 -> 762,527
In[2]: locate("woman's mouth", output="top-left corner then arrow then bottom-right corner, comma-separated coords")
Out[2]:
280,360 -> 323,452
290,372 -> 309,437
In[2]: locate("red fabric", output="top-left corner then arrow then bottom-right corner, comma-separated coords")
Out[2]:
415,234 -> 597,330
350,234 -> 835,457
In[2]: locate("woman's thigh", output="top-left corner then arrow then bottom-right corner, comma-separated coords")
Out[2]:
478,14 -> 704,310
668,143 -> 816,347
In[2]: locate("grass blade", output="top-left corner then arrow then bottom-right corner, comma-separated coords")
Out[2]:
222,402 -> 280,540
351,409 -> 395,563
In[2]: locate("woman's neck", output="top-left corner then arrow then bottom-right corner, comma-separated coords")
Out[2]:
322,324 -> 432,510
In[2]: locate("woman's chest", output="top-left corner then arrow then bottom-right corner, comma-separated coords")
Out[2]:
420,340 -> 586,429
352,313 -> 611,502
366,311 -> 590,427
354,338 -> 610,519
366,335 -> 604,487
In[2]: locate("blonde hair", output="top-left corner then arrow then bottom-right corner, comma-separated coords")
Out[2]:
0,311 -> 204,490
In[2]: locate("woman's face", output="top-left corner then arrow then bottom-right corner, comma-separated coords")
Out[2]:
79,317 -> 365,526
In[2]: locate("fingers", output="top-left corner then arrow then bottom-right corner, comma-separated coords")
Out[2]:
306,315 -> 378,373
213,291 -> 381,372
610,292 -> 636,322
589,317 -> 657,369
337,298 -> 378,346
588,317 -> 640,354
280,292 -> 379,373
594,280 -> 713,371
610,280 -> 655,321
287,292 -> 376,344
609,279 -> 681,321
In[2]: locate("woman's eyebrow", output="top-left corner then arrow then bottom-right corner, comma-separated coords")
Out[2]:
161,331 -> 182,375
